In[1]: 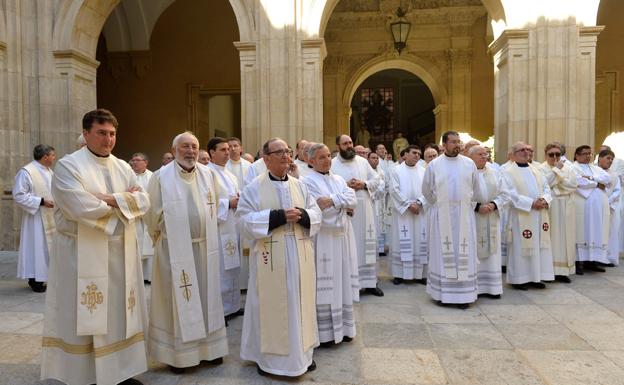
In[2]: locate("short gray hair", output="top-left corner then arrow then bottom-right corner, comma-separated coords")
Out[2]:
308,143 -> 328,159
467,145 -> 486,157
172,131 -> 198,150
131,152 -> 149,162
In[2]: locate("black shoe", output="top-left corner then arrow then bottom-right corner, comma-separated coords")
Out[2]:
529,282 -> 546,289
307,360 -> 317,372
257,364 -> 270,376
478,293 -> 501,299
379,252 -> 387,257
169,366 -> 185,374
365,287 -> 384,297
456,303 -> 470,309
143,280 -> 151,285
555,275 -> 571,283
392,277 -> 403,285
511,283 -> 529,291
235,308 -> 245,317
203,357 -> 223,366
585,262 -> 606,272
319,341 -> 334,348
415,278 -> 427,285
343,336 -> 353,342
596,262 -> 615,267
575,261 -> 584,275
118,378 -> 143,385
501,266 -> 507,273
28,279 -> 46,293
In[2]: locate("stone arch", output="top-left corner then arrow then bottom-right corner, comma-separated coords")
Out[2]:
316,0 -> 507,38
53,0 -> 255,58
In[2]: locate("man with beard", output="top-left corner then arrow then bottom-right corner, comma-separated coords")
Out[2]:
146,132 -> 228,373
423,131 -> 481,308
331,135 -> 384,296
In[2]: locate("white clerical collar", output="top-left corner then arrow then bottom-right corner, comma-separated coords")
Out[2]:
209,163 -> 226,171
174,161 -> 195,174
443,153 -> 459,159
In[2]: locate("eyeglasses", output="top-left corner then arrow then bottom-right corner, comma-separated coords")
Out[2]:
579,152 -> 592,156
514,148 -> 530,153
266,149 -> 293,157
546,152 -> 561,158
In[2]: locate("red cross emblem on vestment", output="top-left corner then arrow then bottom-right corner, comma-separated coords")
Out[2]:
542,223 -> 549,231
522,229 -> 533,239
262,251 -> 269,264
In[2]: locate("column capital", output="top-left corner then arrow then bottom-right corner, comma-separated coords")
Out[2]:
488,29 -> 529,56
233,41 -> 256,52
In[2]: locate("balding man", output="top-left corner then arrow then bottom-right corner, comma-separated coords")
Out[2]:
130,152 -> 154,283
146,132 -> 228,373
198,149 -> 211,165
332,135 -> 384,296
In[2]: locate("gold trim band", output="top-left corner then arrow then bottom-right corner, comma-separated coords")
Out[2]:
42,332 -> 144,358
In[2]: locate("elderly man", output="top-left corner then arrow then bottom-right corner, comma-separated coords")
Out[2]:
294,139 -> 310,171
146,132 -> 228,373
41,109 -> 150,385
198,149 -> 211,165
502,142 -> 554,290
302,143 -> 358,347
368,151 -> 387,255
13,144 -> 56,292
423,147 -> 438,165
597,148 -> 621,266
423,131 -> 481,308
130,152 -> 155,283
207,137 -> 243,318
572,145 -> 612,273
332,135 -> 384,296
161,152 -> 174,166
469,145 -> 510,298
237,138 -> 321,377
389,145 -> 428,285
539,143 -> 578,282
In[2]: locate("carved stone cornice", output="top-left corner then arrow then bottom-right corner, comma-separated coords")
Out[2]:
487,29 -> 529,56
53,50 -> 100,70
579,26 -> 605,37
446,48 -> 472,64
129,51 -> 151,79
233,41 -> 257,52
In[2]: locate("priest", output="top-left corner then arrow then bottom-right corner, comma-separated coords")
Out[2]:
237,138 -> 321,377
539,143 -> 578,281
572,145 -> 612,272
331,135 -> 384,296
367,151 -> 387,255
389,145 -> 428,285
423,131 -> 481,308
145,132 -> 228,373
597,148 -> 621,266
468,145 -> 510,298
13,144 -> 56,293
502,142 -> 554,290
41,109 -> 150,385
302,143 -> 358,346
130,152 -> 154,283
208,137 -> 243,317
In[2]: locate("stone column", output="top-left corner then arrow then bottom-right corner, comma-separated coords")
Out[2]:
301,38 -> 326,144
433,104 -> 449,140
234,41 -> 259,154
490,20 -> 603,162
447,48 -> 472,133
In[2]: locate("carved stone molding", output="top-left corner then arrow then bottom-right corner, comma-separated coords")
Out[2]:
53,50 -> 100,82
446,48 -> 472,64
106,52 -> 129,80
129,51 -> 152,79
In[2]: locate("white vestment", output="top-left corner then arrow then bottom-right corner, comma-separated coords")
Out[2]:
389,162 -> 428,280
503,163 -> 554,284
371,167 -> 387,253
145,162 -> 228,368
474,165 -> 510,295
237,173 -> 321,376
41,147 -> 150,385
572,162 -> 611,263
378,159 -> 395,241
423,154 -> 480,304
605,168 -> 621,265
208,163 -> 242,316
302,170 -> 357,343
539,162 -> 578,275
13,160 -> 54,281
226,157 -> 252,289
331,155 -> 383,288
244,158 -> 267,186
135,169 -> 154,281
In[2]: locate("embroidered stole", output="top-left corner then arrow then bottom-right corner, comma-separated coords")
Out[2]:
256,173 -> 317,355
72,148 -> 143,338
160,162 -> 223,343
395,164 -> 427,273
475,168 -> 500,260
23,162 -> 55,255
507,164 -> 551,255
210,166 -> 241,270
546,164 -> 577,268
573,163 -> 610,249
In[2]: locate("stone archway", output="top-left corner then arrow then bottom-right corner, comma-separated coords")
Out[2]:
343,56 -> 448,142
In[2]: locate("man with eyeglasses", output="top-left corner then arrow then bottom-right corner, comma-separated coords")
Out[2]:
331,135 -> 385,297
130,152 -> 155,283
237,138 -> 322,377
502,142 -> 554,291
538,143 -> 578,282
572,145 -> 612,274
597,148 -> 621,267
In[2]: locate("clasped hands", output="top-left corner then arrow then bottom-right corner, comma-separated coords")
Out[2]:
478,202 -> 496,214
531,197 -> 549,210
94,186 -> 141,208
347,178 -> 366,190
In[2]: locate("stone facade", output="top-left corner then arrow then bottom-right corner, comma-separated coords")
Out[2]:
0,0 -> 615,250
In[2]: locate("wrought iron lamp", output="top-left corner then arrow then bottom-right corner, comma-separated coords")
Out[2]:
390,7 -> 411,54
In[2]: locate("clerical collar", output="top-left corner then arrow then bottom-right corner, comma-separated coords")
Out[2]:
175,161 -> 195,173
308,164 -> 313,169
269,172 -> 288,181
87,147 -> 110,158
444,152 -> 458,158
516,162 -> 529,168
316,170 -> 330,175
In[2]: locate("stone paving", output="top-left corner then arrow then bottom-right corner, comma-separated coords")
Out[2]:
2,250 -> 624,385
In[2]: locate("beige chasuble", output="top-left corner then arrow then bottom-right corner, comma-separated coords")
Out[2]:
22,162 -> 56,255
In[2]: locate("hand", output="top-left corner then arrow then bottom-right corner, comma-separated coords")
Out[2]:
317,196 -> 334,210
347,178 -> 366,190
284,208 -> 302,223
288,163 -> 299,177
346,208 -> 354,217
127,186 -> 141,193
555,161 -> 564,169
531,198 -> 547,210
597,183 -> 606,190
229,196 -> 239,209
43,199 -> 54,208
478,205 -> 492,214
582,175 -> 594,180
408,203 -> 420,214
93,193 -> 119,208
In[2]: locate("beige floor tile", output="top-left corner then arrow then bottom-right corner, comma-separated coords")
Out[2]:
360,303 -> 423,324
429,324 -> 512,350
541,304 -> 624,326
480,304 -> 559,324
496,324 -> 593,350
566,322 -> 624,351
361,348 -> 447,384
0,334 -> 42,364
0,312 -> 43,333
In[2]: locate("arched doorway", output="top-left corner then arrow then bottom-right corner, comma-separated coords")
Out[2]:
95,0 -> 241,164
349,69 -> 435,154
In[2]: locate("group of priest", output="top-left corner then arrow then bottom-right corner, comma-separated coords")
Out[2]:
12,108 -> 623,385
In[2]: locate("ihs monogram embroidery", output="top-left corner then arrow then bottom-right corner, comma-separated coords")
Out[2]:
81,282 -> 104,314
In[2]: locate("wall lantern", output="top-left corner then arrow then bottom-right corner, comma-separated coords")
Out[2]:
390,7 -> 411,55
